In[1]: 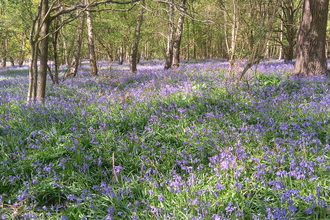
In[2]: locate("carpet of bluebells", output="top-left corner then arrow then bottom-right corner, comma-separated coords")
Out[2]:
0,59 -> 329,219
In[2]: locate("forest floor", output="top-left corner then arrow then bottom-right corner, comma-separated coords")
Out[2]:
0,59 -> 329,219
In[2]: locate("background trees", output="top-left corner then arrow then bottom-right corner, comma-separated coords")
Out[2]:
0,0 -> 329,100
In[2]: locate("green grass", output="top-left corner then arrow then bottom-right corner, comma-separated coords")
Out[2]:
0,61 -> 329,219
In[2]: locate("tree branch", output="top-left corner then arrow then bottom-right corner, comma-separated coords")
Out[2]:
51,0 -> 140,19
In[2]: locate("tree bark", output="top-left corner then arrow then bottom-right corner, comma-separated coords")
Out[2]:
164,0 -> 174,69
9,57 -> 15,66
18,34 -> 26,67
86,0 -> 98,76
27,39 -> 38,102
172,0 -> 186,68
52,18 -> 60,84
1,38 -> 7,68
118,45 -> 124,65
293,0 -> 329,76
129,3 -> 144,73
61,21 -> 70,66
229,0 -> 239,71
67,11 -> 85,77
37,0 -> 50,102
279,0 -> 300,62
27,0 -> 50,103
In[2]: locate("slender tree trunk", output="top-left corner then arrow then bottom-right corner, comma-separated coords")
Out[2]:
9,57 -> 14,66
118,45 -> 124,65
130,3 -> 144,73
186,19 -> 190,60
27,0 -> 50,102
28,3 -> 41,103
281,0 -> 299,62
293,0 -> 329,76
223,10 -> 230,59
279,7 -> 284,60
284,12 -> 295,61
1,38 -> 7,68
61,25 -> 70,65
37,0 -> 50,102
229,0 -> 238,71
52,18 -> 60,84
86,0 -> 98,76
265,41 -> 270,59
18,34 -> 26,67
67,11 -> 85,77
27,41 -> 38,102
164,0 -> 174,69
172,0 -> 186,68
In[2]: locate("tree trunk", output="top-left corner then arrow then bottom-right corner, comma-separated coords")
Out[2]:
27,41 -> 38,102
18,34 -> 26,67
28,7 -> 41,103
52,18 -> 60,84
280,0 -> 300,62
86,0 -> 98,76
118,45 -> 124,65
172,0 -> 186,68
37,0 -> 50,102
67,11 -> 85,77
61,22 -> 70,65
129,4 -> 144,73
27,0 -> 50,103
9,57 -> 15,66
164,0 -> 174,69
279,8 -> 284,60
1,38 -> 7,68
283,12 -> 295,62
293,0 -> 329,76
229,0 -> 239,70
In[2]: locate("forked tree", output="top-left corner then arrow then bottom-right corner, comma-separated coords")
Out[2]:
164,0 -> 187,69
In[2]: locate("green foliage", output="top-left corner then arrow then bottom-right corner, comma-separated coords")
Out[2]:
1,63 -> 330,218
255,72 -> 281,86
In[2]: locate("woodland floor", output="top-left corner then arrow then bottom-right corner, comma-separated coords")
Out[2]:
0,59 -> 329,219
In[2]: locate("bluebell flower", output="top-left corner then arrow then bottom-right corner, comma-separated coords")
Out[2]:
67,194 -> 76,201
158,195 -> 165,202
288,204 -> 297,213
305,208 -> 313,214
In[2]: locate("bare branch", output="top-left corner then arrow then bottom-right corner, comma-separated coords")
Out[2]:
51,0 -> 140,19
87,3 -> 138,12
